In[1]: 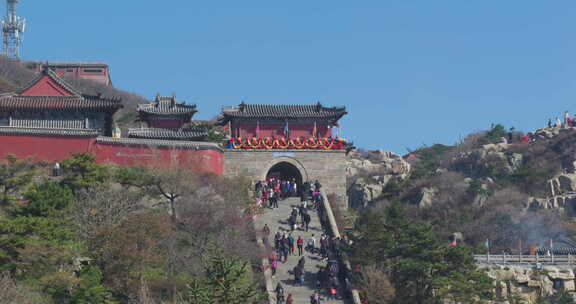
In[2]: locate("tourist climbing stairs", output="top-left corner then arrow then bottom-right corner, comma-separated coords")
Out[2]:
254,196 -> 350,304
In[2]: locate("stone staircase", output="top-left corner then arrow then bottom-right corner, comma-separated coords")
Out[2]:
254,197 -> 349,304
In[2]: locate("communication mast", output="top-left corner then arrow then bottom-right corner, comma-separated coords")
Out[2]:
1,0 -> 25,59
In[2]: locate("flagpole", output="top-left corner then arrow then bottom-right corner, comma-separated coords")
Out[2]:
313,122 -> 317,138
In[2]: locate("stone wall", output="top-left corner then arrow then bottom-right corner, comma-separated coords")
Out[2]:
224,149 -> 348,210
482,264 -> 576,303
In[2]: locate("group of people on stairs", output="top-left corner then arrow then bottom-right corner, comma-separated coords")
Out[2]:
259,178 -> 350,304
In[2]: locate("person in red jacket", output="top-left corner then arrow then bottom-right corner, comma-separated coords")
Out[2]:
297,236 -> 304,256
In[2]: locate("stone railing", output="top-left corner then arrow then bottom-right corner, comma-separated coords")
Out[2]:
475,254 -> 576,265
319,190 -> 362,304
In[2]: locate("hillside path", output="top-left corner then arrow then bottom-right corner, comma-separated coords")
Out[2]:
254,197 -> 348,304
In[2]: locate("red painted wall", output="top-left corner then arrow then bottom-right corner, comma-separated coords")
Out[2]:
0,135 -> 95,161
20,75 -> 74,97
95,144 -> 223,176
0,135 -> 223,176
233,122 -> 332,138
35,66 -> 112,86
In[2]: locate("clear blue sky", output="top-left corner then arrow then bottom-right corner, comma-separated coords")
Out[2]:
15,1 -> 576,154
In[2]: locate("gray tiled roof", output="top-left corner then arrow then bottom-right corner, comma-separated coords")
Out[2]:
96,137 -> 222,151
217,102 -> 347,124
0,126 -> 100,137
2,67 -> 122,111
0,95 -> 122,111
137,95 -> 197,116
128,128 -> 208,140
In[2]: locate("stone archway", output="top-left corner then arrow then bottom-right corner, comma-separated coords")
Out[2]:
264,158 -> 308,195
261,156 -> 309,182
267,162 -> 303,189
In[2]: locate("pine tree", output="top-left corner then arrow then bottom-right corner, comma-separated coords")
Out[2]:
349,202 -> 493,304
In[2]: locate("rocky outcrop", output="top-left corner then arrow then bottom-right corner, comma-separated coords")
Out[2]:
346,150 -> 410,178
418,187 -> 437,208
484,265 -> 576,303
348,178 -> 385,209
347,150 -> 410,209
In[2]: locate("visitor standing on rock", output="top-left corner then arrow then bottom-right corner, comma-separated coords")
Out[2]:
556,117 -> 562,128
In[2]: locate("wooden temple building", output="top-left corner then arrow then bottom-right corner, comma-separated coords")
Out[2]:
0,67 -> 122,136
217,102 -> 348,150
0,67 -> 351,204
0,68 -> 222,173
128,94 -> 207,141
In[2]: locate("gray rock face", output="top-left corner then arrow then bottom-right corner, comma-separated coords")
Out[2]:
348,178 -> 384,209
418,187 -> 437,208
508,153 -> 524,171
347,151 -> 411,209
485,265 -> 576,303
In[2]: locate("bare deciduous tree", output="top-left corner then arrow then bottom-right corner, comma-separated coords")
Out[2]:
0,272 -> 48,304
74,186 -> 144,238
358,265 -> 395,304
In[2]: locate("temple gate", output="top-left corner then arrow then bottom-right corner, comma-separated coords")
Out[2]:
218,102 -> 350,210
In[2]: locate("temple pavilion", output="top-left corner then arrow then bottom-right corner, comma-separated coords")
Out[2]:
0,67 -> 122,136
128,93 -> 207,141
217,102 -> 348,149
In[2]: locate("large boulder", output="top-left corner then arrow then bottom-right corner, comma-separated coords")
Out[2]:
347,150 -> 411,209
418,187 -> 437,208
348,178 -> 384,209
508,153 -> 524,171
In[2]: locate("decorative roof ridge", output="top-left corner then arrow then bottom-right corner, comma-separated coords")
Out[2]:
127,127 -> 208,140
129,127 -> 206,131
231,102 -> 346,110
141,102 -> 198,109
0,126 -> 100,137
82,93 -> 123,104
216,102 -> 348,125
16,67 -> 83,97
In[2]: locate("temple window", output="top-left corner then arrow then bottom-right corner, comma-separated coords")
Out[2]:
83,69 -> 103,74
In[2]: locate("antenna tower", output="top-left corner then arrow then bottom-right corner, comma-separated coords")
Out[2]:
1,0 -> 25,59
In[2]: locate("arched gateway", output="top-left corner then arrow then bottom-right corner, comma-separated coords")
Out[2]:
264,158 -> 307,192
218,102 -> 350,211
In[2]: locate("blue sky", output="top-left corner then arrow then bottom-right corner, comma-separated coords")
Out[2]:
15,1 -> 576,153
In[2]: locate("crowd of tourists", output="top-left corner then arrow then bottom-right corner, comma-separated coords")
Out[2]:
254,178 -> 324,210
259,178 -> 350,304
547,111 -> 576,129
